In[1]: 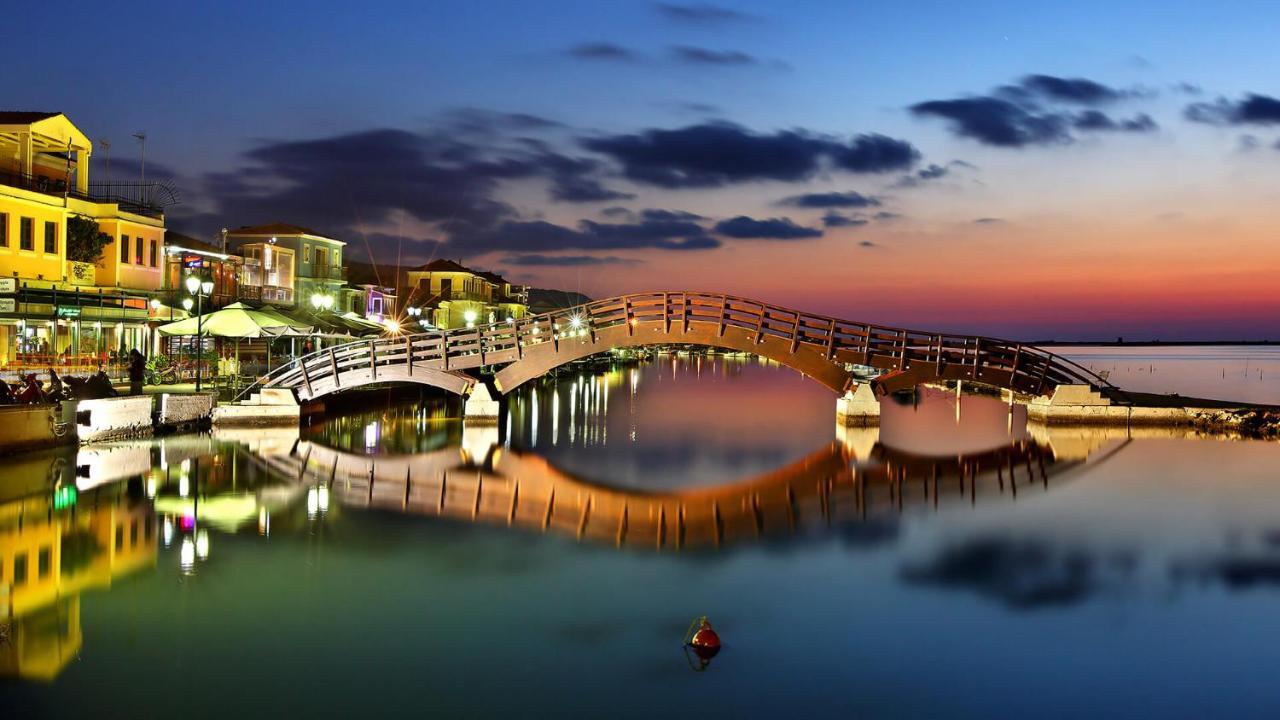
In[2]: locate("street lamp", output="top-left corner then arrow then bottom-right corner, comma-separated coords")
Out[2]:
185,275 -> 214,391
463,309 -> 477,328
311,293 -> 334,311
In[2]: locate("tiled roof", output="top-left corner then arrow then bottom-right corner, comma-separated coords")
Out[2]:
414,258 -> 474,274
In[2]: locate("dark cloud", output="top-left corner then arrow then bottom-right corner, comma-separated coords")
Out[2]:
670,46 -> 758,66
599,206 -> 633,218
779,190 -> 880,208
654,2 -> 754,22
973,217 -> 1004,224
1017,74 -> 1127,104
911,97 -> 1071,147
1172,82 -> 1203,96
97,156 -> 182,182
874,211 -> 902,221
549,175 -> 636,203
912,75 -> 1155,147
639,208 -> 705,221
567,43 -> 639,62
892,163 -> 949,188
442,108 -> 563,135
446,217 -> 720,253
821,212 -> 868,228
713,215 -> 823,240
1072,110 -> 1158,132
1185,93 -> 1280,126
582,123 -> 919,188
501,254 -> 640,267
858,240 -> 876,247
191,128 -> 522,232
831,134 -> 921,172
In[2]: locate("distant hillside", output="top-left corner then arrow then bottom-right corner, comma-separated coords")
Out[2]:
528,288 -> 591,313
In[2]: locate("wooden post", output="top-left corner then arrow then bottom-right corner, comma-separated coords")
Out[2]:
329,348 -> 340,387
717,294 -> 728,337
624,296 -> 634,336
662,292 -> 670,334
405,335 -> 414,376
300,359 -> 313,397
826,318 -> 837,359
369,339 -> 377,379
789,312 -> 802,353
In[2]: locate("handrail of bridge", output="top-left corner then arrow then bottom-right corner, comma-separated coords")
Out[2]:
248,291 -> 1119,400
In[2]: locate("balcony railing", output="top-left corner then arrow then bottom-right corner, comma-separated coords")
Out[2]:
0,169 -> 178,218
237,285 -> 294,304
308,264 -> 347,281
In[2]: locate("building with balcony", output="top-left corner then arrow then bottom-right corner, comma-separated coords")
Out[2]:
162,231 -> 244,309
226,223 -> 343,308
404,259 -> 528,329
0,112 -> 170,368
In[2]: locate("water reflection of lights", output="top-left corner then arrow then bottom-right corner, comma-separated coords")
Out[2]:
180,537 -> 196,573
306,485 -> 330,517
162,516 -> 175,547
258,507 -> 271,536
195,529 -> 210,559
364,421 -> 380,450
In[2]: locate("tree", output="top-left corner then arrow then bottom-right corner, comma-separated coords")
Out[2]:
66,214 -> 112,264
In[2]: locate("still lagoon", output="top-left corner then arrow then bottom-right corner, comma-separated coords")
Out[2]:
5,347 -> 1280,718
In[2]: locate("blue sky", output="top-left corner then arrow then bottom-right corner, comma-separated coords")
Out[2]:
11,0 -> 1280,338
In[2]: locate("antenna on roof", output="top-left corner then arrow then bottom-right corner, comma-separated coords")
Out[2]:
99,138 -> 111,185
132,132 -> 147,200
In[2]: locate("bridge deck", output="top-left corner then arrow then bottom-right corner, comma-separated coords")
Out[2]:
260,291 -> 1114,401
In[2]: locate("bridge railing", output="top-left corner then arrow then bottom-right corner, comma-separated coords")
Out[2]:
257,290 -> 1112,398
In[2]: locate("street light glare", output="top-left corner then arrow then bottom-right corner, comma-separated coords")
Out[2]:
184,275 -> 200,294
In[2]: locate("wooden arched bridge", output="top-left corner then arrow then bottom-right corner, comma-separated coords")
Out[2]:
257,291 -> 1114,402
256,434 -> 1082,550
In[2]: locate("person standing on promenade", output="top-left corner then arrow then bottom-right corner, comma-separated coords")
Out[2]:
128,349 -> 146,396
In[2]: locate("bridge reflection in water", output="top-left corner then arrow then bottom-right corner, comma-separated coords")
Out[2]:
260,426 -> 1085,551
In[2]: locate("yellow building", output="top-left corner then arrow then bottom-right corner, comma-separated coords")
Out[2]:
404,259 -> 528,329
0,112 -> 168,367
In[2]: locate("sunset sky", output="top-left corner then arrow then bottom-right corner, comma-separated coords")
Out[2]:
15,0 -> 1280,339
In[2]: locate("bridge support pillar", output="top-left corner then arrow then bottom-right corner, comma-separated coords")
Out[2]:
464,383 -> 500,425
836,384 -> 880,426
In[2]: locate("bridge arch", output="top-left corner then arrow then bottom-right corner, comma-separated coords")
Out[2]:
259,291 -> 1113,402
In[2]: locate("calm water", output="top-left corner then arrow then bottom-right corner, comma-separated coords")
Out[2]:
5,348 -> 1280,718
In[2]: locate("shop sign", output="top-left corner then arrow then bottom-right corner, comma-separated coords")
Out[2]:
184,254 -> 205,269
68,261 -> 96,286
56,306 -> 81,318
0,278 -> 15,294
0,298 -> 14,313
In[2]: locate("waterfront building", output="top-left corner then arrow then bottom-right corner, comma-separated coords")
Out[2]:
344,261 -> 397,323
0,112 -> 168,368
404,259 -> 528,329
226,223 -> 343,309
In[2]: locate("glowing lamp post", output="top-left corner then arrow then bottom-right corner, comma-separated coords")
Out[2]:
464,309 -> 477,329
185,275 -> 215,391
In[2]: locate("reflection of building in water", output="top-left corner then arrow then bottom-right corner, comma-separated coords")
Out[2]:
0,484 -> 155,680
264,430 -> 1085,552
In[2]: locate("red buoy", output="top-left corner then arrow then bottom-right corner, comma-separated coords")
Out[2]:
688,617 -> 721,659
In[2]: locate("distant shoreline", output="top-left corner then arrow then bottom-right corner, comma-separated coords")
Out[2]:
1034,340 -> 1280,347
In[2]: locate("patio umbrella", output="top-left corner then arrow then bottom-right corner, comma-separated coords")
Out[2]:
157,303 -> 312,338
158,302 -> 314,374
